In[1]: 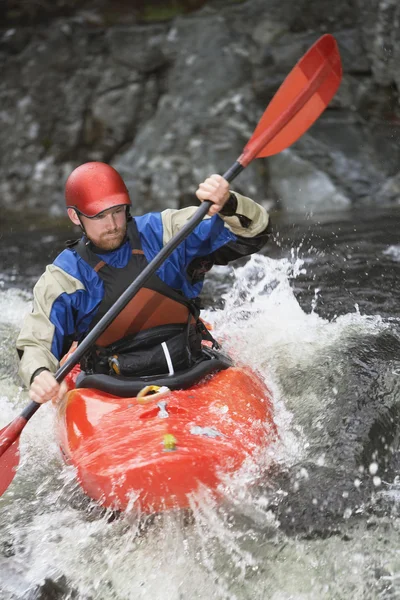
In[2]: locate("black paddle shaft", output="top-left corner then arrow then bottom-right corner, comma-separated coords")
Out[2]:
22,161 -> 244,420
58,161 -> 244,382
55,161 -> 243,383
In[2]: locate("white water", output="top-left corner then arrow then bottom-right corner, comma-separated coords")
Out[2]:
0,254 -> 395,600
384,245 -> 400,261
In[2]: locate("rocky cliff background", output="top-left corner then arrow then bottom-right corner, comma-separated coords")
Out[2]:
1,0 -> 400,217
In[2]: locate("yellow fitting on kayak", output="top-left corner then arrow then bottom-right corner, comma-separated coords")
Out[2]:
109,355 -> 121,375
163,433 -> 177,451
137,385 -> 171,405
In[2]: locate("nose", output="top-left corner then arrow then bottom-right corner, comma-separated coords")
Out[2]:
105,213 -> 118,229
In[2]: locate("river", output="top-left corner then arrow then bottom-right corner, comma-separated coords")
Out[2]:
1,208 -> 400,599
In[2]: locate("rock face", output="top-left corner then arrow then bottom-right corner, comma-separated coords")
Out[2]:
1,0 -> 400,216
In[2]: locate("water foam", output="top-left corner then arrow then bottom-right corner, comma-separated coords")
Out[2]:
0,253 -> 393,600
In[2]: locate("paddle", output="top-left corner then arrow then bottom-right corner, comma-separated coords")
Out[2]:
0,33 -> 342,495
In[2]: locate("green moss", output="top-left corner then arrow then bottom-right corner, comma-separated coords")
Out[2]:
140,1 -> 201,22
141,6 -> 182,21
1,209 -> 71,233
139,0 -> 247,22
41,138 -> 52,151
3,0 -> 247,27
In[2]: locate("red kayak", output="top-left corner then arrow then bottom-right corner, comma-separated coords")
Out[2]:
56,360 -> 276,513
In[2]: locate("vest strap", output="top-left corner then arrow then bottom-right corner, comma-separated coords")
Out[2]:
161,342 -> 174,375
196,320 -> 220,350
70,219 -> 207,377
94,261 -> 106,272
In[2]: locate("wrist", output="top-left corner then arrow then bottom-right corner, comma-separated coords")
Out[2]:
219,192 -> 238,216
30,367 -> 50,385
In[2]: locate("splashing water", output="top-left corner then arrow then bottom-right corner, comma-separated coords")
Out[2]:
0,248 -> 398,600
384,245 -> 400,262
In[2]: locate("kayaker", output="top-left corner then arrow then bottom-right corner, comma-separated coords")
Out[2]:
16,162 -> 271,404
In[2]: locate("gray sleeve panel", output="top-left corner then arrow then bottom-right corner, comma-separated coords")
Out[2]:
160,192 -> 269,245
161,206 -> 209,246
221,192 -> 269,237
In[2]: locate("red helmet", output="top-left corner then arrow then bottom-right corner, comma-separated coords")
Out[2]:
65,162 -> 131,217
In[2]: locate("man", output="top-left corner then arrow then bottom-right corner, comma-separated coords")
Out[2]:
17,162 -> 270,404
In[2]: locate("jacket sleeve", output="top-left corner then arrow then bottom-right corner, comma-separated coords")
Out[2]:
213,191 -> 271,264
162,192 -> 269,242
161,191 -> 270,263
16,264 -> 85,388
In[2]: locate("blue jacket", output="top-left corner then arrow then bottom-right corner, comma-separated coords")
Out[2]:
17,196 -> 270,386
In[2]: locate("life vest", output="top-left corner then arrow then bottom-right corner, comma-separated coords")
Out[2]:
70,219 -> 215,377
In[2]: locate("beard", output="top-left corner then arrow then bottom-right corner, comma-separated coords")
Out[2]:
95,225 -> 127,251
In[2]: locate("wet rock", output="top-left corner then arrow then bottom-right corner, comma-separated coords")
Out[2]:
1,1 -> 400,216
106,25 -> 167,73
379,173 -> 400,205
269,149 -> 350,213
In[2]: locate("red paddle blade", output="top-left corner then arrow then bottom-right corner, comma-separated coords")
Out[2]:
240,34 -> 342,166
0,424 -> 21,495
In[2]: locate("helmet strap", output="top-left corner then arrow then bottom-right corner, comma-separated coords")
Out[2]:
77,213 -> 87,236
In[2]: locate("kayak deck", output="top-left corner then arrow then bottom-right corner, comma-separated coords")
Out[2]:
57,367 -> 275,512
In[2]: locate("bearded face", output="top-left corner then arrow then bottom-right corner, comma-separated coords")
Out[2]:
70,206 -> 128,251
